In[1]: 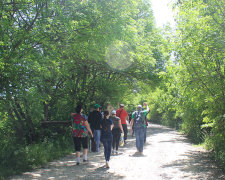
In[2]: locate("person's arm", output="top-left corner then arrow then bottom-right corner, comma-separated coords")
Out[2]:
144,102 -> 150,113
126,112 -> 129,122
119,119 -> 123,133
84,121 -> 93,137
111,124 -> 114,131
98,112 -> 103,129
109,119 -> 114,130
116,109 -> 119,117
130,118 -> 134,134
107,104 -> 114,114
88,112 -> 92,124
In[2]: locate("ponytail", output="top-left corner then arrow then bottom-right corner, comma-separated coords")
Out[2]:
102,111 -> 109,132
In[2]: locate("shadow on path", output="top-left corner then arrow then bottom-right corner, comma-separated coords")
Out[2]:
161,150 -> 224,180
10,123 -> 224,180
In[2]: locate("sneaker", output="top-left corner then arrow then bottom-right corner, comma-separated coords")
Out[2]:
115,151 -> 118,155
83,159 -> 89,164
106,161 -> 110,168
135,150 -> 140,154
112,150 -> 114,155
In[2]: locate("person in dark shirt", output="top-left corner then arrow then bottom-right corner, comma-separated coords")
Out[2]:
88,107 -> 96,152
88,104 -> 102,152
101,110 -> 113,168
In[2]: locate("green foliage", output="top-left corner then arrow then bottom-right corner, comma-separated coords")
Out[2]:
0,133 -> 73,179
0,0 -> 158,141
139,0 -> 225,169
0,0 -> 162,178
1,0 -> 224,176
173,0 -> 225,165
147,0 -> 225,168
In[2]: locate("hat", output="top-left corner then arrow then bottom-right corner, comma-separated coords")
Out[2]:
120,104 -> 125,107
111,110 -> 116,115
137,104 -> 142,108
94,104 -> 101,109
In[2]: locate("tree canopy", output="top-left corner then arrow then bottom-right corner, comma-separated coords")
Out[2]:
0,0 -> 224,177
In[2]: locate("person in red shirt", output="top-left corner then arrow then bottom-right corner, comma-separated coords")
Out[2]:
116,104 -> 129,143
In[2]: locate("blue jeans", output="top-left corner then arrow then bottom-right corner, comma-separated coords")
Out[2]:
94,130 -> 101,152
135,127 -> 145,152
102,135 -> 113,161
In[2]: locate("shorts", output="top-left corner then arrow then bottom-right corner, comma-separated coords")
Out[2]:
73,136 -> 88,152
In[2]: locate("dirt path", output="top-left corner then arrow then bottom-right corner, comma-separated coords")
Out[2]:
11,124 -> 224,180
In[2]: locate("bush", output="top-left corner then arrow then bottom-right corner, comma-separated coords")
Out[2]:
0,133 -> 73,179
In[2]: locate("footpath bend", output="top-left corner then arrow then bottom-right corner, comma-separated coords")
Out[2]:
11,123 -> 224,180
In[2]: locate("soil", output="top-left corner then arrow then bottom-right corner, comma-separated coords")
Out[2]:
10,123 -> 224,180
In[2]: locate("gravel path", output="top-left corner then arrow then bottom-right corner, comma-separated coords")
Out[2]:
11,124 -> 224,180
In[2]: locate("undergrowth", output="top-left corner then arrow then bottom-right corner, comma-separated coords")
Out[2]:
0,134 -> 73,180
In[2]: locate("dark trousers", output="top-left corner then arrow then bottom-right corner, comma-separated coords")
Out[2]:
102,135 -> 113,161
122,124 -> 127,141
112,128 -> 121,150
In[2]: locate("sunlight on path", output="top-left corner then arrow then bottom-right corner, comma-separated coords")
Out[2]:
11,124 -> 224,180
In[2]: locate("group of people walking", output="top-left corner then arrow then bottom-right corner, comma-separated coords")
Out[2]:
71,103 -> 150,168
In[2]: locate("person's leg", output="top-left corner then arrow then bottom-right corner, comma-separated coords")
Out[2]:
89,127 -> 94,151
135,128 -> 141,152
98,130 -> 102,151
122,124 -> 128,141
94,129 -> 97,145
94,130 -> 101,152
102,138 -> 108,161
112,130 -> 116,151
73,137 -> 81,165
81,137 -> 88,161
105,140 -> 110,161
107,136 -> 112,161
144,127 -> 147,144
132,124 -> 134,137
105,136 -> 112,167
115,132 -> 121,151
138,128 -> 145,153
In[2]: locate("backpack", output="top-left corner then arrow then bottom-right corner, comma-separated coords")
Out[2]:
133,111 -> 145,128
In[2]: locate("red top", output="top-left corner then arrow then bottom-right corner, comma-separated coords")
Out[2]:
116,108 -> 128,124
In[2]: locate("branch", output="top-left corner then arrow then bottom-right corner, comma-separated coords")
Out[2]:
41,121 -> 71,126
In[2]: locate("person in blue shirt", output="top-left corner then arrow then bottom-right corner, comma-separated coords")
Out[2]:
100,110 -> 114,168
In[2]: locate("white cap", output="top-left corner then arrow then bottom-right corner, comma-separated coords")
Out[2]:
111,110 -> 116,115
137,105 -> 142,108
